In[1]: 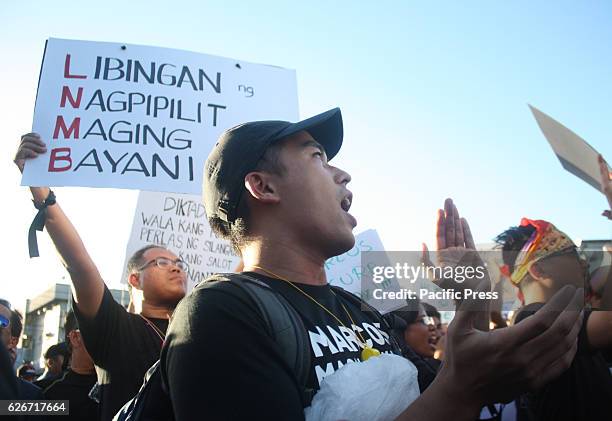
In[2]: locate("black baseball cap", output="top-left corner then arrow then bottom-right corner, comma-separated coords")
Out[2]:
204,108 -> 343,225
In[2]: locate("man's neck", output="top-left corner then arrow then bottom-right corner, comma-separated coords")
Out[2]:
140,301 -> 174,319
522,284 -> 553,306
242,239 -> 328,286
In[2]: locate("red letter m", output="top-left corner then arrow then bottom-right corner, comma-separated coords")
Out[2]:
53,116 -> 81,139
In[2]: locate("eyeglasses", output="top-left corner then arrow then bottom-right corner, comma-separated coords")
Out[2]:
418,316 -> 435,326
0,314 -> 9,329
138,257 -> 189,272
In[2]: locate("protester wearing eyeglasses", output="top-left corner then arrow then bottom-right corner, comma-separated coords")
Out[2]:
0,298 -> 43,406
6,309 -> 23,367
397,303 -> 439,359
0,300 -> 14,361
496,219 -> 612,421
0,303 -> 18,400
13,135 -> 188,421
387,300 -> 442,393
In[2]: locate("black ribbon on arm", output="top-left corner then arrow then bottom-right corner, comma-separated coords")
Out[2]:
28,190 -> 56,258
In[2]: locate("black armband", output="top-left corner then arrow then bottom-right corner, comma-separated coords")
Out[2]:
28,190 -> 56,258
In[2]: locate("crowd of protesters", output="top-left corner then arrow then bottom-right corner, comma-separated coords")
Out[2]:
2,108 -> 612,420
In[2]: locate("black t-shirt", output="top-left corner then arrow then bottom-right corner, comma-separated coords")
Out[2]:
73,286 -> 168,421
14,378 -> 43,421
515,303 -> 612,421
17,377 -> 43,399
34,373 -> 61,391
43,369 -> 98,421
161,273 -> 397,421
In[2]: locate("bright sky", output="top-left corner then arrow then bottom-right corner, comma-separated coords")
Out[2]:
2,0 -> 612,311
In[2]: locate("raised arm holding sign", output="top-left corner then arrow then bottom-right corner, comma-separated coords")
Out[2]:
15,133 -> 105,316
14,133 -> 187,421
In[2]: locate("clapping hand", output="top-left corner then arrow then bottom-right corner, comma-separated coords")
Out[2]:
423,198 -> 490,293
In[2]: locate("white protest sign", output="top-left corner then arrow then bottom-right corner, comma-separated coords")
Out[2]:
22,38 -> 298,194
325,229 -> 403,313
325,229 -> 382,295
529,105 -> 611,192
123,191 -> 241,291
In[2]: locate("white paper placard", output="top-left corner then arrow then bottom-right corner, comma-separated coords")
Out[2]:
530,105 -> 610,192
22,38 -> 298,194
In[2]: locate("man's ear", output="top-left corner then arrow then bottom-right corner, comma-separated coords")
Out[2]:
244,172 -> 281,204
128,272 -> 142,290
527,262 -> 548,282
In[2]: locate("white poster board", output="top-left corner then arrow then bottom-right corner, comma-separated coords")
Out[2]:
325,229 -> 402,313
123,191 -> 241,291
22,38 -> 298,194
325,229 -> 384,295
530,105 -> 610,192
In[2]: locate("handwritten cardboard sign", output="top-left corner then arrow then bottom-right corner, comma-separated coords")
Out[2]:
22,38 -> 298,194
123,191 -> 241,291
325,229 -> 403,313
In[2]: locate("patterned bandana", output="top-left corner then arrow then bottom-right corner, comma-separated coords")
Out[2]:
500,218 -> 575,285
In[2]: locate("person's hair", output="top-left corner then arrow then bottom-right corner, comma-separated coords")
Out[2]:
494,224 -> 539,288
208,140 -> 287,254
495,223 -> 581,289
127,244 -> 168,275
10,310 -> 23,338
385,299 -> 423,359
494,224 -> 537,273
390,298 -> 422,327
0,298 -> 11,311
421,302 -> 440,320
43,342 -> 68,360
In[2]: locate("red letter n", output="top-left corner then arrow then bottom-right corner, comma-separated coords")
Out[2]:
64,54 -> 87,79
48,148 -> 72,172
60,86 -> 83,108
53,116 -> 81,139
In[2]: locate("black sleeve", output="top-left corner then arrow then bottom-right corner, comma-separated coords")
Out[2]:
577,309 -> 594,355
517,306 -> 595,355
72,285 -> 128,367
16,378 -> 43,399
160,282 -> 305,421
